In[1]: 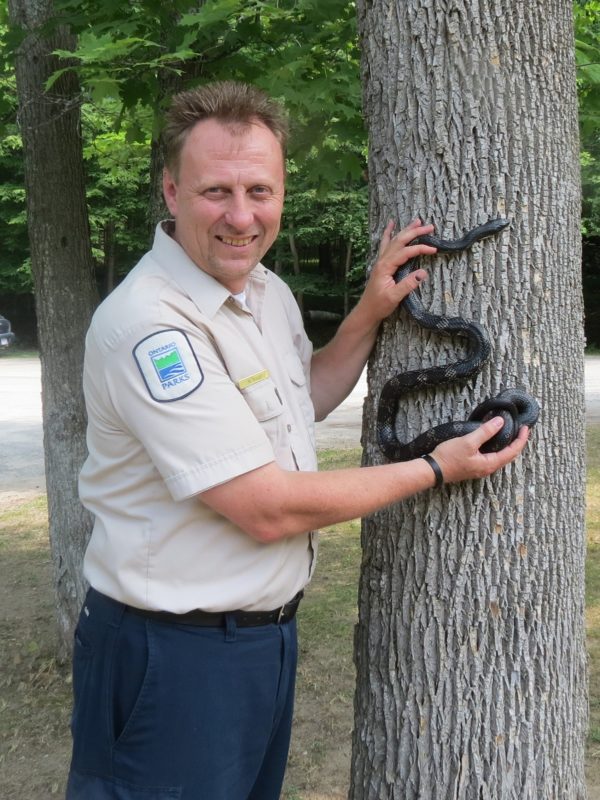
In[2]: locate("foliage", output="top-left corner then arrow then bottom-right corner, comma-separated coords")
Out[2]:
575,1 -> 600,236
576,1 -> 600,349
0,131 -> 29,293
582,146 -> 600,238
0,0 -> 368,305
2,1 -> 599,300
275,162 -> 369,302
0,79 -> 152,296
49,0 -> 365,188
575,0 -> 600,134
81,99 -> 151,286
0,63 -> 30,294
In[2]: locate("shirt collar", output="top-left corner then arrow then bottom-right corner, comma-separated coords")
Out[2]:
150,221 -> 269,320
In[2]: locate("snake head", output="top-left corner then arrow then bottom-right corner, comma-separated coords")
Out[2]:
482,218 -> 510,236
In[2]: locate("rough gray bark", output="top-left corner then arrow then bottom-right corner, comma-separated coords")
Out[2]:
8,0 -> 99,658
351,1 -> 586,798
148,132 -> 170,235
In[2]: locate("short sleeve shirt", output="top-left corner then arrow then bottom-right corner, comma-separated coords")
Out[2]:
79,223 -> 318,612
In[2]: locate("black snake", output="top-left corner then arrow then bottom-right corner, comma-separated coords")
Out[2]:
377,218 -> 540,462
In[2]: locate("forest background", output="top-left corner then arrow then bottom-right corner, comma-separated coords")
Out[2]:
0,0 -> 599,349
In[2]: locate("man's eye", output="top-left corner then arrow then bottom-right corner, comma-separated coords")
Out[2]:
251,186 -> 269,195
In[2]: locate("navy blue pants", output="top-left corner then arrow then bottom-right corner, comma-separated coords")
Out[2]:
66,589 -> 298,800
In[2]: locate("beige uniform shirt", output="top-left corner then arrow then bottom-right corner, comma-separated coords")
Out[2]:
79,223 -> 318,612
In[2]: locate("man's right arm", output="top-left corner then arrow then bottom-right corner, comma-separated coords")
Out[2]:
199,417 -> 529,543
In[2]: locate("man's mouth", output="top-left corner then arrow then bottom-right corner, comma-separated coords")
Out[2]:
217,235 -> 257,247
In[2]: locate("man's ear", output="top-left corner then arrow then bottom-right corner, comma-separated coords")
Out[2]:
163,168 -> 178,216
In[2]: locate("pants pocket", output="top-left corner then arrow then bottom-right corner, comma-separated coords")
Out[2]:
70,622 -> 94,737
66,769 -> 181,799
109,614 -> 153,746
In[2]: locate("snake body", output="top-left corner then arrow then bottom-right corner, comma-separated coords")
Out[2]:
377,218 -> 540,462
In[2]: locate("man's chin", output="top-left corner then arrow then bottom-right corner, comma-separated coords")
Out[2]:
206,256 -> 262,287
224,257 -> 259,273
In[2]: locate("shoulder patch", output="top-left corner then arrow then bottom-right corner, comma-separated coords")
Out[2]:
133,329 -> 204,402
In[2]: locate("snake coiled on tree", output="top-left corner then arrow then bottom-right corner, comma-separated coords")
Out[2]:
377,218 -> 540,462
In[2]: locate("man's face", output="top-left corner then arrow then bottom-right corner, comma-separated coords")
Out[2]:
163,118 -> 285,293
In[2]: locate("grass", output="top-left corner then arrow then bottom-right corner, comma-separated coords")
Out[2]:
0,346 -> 39,359
0,496 -> 72,800
284,449 -> 362,798
2,441 -> 600,798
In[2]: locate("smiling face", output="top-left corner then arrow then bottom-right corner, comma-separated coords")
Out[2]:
162,118 -> 285,293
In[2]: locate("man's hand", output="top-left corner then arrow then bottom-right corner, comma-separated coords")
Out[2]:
357,218 -> 438,326
431,417 -> 530,484
309,218 -> 439,420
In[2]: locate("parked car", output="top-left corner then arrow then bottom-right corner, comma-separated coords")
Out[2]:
0,314 -> 16,349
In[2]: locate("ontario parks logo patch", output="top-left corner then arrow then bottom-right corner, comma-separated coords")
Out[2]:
133,329 -> 203,402
152,346 -> 186,382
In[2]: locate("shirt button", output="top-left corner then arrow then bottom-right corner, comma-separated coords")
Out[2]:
287,424 -> 292,432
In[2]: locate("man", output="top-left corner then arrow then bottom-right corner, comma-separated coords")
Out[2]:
66,81 -> 528,800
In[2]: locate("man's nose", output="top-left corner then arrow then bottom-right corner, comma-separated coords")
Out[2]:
224,193 -> 254,230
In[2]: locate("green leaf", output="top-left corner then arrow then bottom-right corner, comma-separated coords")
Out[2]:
44,67 -> 72,91
179,0 -> 245,29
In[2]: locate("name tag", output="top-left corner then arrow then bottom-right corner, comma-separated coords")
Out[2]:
237,369 -> 270,390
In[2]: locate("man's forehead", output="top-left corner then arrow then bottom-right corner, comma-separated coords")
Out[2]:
186,118 -> 283,157
180,119 -> 285,181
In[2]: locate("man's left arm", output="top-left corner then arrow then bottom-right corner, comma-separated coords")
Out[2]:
310,218 -> 437,421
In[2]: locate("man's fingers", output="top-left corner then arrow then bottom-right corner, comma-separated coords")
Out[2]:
376,241 -> 436,281
378,220 -> 395,256
375,220 -> 437,272
501,425 -> 530,458
473,419 -> 530,465
397,242 -> 437,262
469,416 -> 507,449
392,222 -> 435,247
380,220 -> 434,255
433,422 -> 529,484
395,268 -> 428,296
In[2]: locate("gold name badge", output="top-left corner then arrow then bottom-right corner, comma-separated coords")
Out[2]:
237,369 -> 270,390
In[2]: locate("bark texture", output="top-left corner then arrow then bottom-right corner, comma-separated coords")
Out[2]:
8,0 -> 98,657
351,1 -> 586,798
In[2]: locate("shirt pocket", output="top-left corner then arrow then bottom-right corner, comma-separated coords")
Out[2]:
284,350 -> 316,436
240,378 -> 284,422
284,350 -> 308,391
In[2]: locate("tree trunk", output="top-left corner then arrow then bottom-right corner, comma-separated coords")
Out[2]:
104,219 -> 116,294
344,240 -> 353,318
148,132 -> 170,236
147,65 -> 182,237
8,0 -> 99,658
288,222 -> 305,313
351,1 -> 586,798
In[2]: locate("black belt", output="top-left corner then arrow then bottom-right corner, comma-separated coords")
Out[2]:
125,590 -> 303,628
